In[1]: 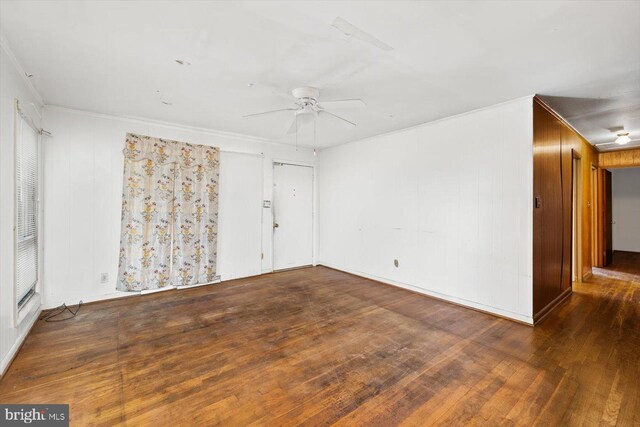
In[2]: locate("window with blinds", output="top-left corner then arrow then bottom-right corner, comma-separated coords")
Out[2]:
16,113 -> 39,309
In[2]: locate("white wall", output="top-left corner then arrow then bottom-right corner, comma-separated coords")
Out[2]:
42,106 -> 317,308
612,168 -> 640,253
0,41 -> 43,374
318,97 -> 534,323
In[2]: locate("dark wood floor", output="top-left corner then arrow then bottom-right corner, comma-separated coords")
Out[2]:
595,250 -> 640,278
1,266 -> 639,426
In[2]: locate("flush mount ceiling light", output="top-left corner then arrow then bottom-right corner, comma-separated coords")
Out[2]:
615,132 -> 631,145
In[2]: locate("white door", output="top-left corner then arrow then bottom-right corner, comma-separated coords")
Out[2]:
273,162 -> 313,270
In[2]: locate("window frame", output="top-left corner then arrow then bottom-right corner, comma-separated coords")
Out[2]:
14,99 -> 42,323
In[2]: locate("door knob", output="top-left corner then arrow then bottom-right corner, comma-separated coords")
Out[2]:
273,223 -> 279,228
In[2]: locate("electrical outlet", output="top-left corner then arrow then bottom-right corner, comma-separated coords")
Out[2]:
394,259 -> 399,268
100,273 -> 109,284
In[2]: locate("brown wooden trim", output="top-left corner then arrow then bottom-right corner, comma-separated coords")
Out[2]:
319,264 -> 533,326
582,272 -> 593,281
533,96 -> 596,150
598,147 -> 640,169
533,287 -> 572,325
599,145 -> 640,153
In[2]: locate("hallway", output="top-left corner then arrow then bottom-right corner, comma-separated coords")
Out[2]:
593,251 -> 640,281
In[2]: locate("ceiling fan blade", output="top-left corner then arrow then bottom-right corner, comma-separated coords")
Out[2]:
243,107 -> 297,118
332,17 -> 393,51
318,99 -> 366,109
319,109 -> 356,127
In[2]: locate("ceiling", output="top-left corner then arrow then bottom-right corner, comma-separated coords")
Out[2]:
1,1 -> 639,149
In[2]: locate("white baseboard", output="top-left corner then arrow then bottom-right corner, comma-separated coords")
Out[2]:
43,290 -> 135,309
140,286 -> 175,295
176,278 -> 221,290
1,306 -> 42,377
318,261 -> 534,325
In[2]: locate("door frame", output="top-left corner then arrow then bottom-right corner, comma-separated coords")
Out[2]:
596,168 -> 614,266
590,164 -> 599,268
570,151 -> 582,284
271,159 -> 317,271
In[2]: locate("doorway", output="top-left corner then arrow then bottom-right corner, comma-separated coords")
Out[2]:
593,167 -> 640,278
272,162 -> 314,271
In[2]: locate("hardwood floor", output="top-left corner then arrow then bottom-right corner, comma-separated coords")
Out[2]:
595,250 -> 640,278
1,266 -> 639,426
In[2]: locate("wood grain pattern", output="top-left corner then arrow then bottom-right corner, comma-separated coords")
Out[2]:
533,98 -> 601,319
533,100 -> 568,317
1,266 -> 639,426
533,98 -> 599,280
599,250 -> 640,276
576,134 -> 599,279
598,147 -> 640,169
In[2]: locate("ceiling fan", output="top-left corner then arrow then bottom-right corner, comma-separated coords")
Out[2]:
243,86 -> 365,135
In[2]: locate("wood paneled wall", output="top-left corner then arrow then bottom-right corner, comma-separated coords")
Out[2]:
533,100 -> 569,319
533,97 -> 598,322
598,148 -> 640,168
556,109 -> 599,280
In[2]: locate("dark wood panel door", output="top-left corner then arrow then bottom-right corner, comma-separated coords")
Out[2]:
602,169 -> 613,266
533,101 -> 565,315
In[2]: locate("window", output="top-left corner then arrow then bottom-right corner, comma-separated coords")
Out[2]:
16,107 -> 40,310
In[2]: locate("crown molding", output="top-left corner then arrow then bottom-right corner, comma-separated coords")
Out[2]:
44,104 -> 313,150
0,33 -> 45,108
327,94 -> 536,149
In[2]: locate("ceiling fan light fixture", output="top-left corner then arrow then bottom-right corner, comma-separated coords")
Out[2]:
615,132 -> 631,145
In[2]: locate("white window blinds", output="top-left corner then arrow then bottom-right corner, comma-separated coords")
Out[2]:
16,113 -> 39,308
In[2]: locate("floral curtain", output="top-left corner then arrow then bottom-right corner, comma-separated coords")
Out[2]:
117,133 -> 219,291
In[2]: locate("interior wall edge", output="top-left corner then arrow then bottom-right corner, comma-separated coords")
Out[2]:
318,96 -> 534,322
0,306 -> 40,378
532,286 -> 572,325
318,262 -> 534,325
42,104 -> 297,150
0,34 -> 45,107
322,94 -> 536,149
41,107 -> 318,308
0,39 -> 45,378
533,95 -> 595,148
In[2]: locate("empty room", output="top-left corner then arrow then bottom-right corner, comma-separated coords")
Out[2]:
1,1 -> 639,425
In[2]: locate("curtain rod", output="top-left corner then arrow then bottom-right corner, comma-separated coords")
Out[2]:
16,100 -> 53,137
121,148 -> 265,158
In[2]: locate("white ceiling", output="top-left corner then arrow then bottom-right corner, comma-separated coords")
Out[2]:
1,1 -> 639,149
